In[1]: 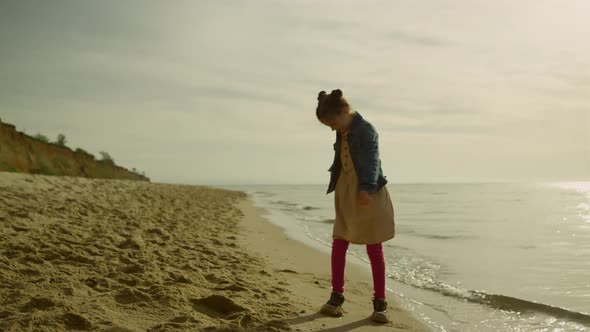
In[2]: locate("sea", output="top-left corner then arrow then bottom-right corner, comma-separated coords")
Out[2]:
215,182 -> 590,332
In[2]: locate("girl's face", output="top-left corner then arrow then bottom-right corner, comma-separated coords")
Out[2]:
320,109 -> 352,132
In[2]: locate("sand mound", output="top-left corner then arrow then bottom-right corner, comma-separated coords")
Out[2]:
0,172 -> 299,331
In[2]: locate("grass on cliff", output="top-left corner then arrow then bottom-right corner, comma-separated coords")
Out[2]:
1,121 -> 149,180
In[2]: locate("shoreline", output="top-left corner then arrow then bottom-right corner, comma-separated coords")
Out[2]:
235,194 -> 430,331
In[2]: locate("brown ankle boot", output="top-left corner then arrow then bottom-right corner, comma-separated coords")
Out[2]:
320,291 -> 345,317
370,297 -> 389,323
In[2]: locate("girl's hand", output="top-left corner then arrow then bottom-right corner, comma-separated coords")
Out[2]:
357,190 -> 372,206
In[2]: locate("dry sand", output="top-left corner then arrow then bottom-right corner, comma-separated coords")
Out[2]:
0,172 -> 429,331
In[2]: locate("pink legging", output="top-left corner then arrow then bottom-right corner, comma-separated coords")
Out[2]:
331,238 -> 386,298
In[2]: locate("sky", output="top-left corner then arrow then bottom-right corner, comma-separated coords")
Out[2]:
0,0 -> 588,185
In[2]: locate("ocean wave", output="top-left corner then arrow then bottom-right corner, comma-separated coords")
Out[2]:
295,216 -> 334,224
415,233 -> 476,240
253,191 -> 276,197
272,200 -> 298,207
468,291 -> 590,326
302,206 -> 320,210
396,228 -> 476,240
379,245 -> 590,326
269,199 -> 322,212
388,273 -> 590,326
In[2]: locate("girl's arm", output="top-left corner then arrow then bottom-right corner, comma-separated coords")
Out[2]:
357,123 -> 380,194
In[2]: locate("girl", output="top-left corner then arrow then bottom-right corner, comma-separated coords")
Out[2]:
315,89 -> 395,324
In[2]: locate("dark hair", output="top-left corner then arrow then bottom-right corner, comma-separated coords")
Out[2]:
316,89 -> 350,121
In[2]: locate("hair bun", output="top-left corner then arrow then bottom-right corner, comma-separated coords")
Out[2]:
331,89 -> 343,98
317,90 -> 327,102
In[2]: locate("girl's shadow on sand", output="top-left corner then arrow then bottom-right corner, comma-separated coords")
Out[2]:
288,312 -> 386,331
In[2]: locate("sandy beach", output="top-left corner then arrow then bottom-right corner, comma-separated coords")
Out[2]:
0,172 -> 428,331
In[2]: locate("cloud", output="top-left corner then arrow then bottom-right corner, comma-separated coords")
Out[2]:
0,0 -> 588,183
386,30 -> 453,47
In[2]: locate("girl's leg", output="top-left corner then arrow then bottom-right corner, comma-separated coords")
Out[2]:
366,242 -> 386,298
331,238 -> 350,293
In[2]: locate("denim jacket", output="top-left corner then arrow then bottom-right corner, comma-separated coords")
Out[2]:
326,111 -> 388,195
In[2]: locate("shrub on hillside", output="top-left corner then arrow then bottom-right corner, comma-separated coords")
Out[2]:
34,133 -> 50,143
55,133 -> 67,147
99,151 -> 115,166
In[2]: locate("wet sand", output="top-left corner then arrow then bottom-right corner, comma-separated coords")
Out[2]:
236,198 -> 430,332
0,172 -> 428,331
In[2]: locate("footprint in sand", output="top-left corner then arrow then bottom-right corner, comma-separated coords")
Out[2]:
204,273 -> 229,284
169,315 -> 201,324
191,295 -> 248,319
117,276 -> 139,287
215,284 -> 248,292
120,263 -> 144,274
276,269 -> 298,274
62,312 -> 92,330
114,287 -> 151,304
167,271 -> 193,284
83,277 -> 112,292
18,267 -> 43,276
21,297 -> 56,311
145,227 -> 171,240
117,237 -> 144,250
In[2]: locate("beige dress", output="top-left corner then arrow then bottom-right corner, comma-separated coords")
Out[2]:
333,129 -> 395,245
